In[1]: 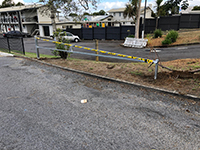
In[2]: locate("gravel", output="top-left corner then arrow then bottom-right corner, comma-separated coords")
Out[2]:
0,56 -> 199,150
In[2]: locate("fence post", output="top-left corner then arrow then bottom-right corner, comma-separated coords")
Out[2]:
21,37 -> 25,55
95,39 -> 99,61
154,59 -> 159,79
6,37 -> 11,53
198,14 -> 200,28
34,36 -> 40,59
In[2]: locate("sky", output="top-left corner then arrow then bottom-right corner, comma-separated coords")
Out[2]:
1,0 -> 200,13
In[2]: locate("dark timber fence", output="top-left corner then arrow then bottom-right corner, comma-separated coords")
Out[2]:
143,14 -> 200,34
67,26 -> 136,40
66,14 -> 200,40
0,37 -> 25,54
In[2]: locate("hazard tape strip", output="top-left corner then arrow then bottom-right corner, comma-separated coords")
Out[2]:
36,37 -> 155,64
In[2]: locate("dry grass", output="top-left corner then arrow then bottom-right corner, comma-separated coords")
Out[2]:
146,29 -> 200,47
41,58 -> 200,97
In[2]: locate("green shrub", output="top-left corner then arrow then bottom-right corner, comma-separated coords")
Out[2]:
162,39 -> 172,45
154,29 -> 162,38
162,30 -> 178,45
127,34 -> 135,38
166,30 -> 178,43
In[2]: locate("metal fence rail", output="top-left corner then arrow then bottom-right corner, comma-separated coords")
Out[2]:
35,36 -> 159,79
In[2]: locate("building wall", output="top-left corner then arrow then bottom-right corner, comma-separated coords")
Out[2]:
21,9 -> 37,22
37,7 -> 59,24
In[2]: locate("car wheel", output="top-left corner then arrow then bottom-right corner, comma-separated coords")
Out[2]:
74,38 -> 79,42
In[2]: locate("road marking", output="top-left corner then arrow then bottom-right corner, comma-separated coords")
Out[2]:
177,47 -> 188,50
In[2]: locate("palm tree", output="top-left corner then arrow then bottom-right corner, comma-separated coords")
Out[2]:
155,0 -> 163,29
123,0 -> 142,38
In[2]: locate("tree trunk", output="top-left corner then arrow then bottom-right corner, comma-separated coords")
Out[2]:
135,0 -> 142,38
50,10 -> 56,34
156,17 -> 158,29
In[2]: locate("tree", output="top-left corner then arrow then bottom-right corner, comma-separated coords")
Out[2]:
154,0 -> 164,29
40,0 -> 98,33
92,12 -> 99,16
83,12 -> 91,16
123,0 -> 137,22
98,10 -> 106,15
162,0 -> 182,15
123,0 -> 142,38
15,2 -> 24,6
1,0 -> 15,8
69,13 -> 78,17
192,6 -> 200,10
181,0 -> 189,10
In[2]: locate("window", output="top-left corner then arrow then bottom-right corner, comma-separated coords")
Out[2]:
113,13 -> 115,16
119,13 -> 121,17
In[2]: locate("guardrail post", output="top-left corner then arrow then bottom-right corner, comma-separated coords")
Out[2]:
95,39 -> 99,61
154,59 -> 159,79
34,36 -> 40,59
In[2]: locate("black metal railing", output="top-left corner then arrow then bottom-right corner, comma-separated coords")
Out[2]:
0,37 -> 25,55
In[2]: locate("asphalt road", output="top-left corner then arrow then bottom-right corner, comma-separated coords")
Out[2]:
0,55 -> 200,149
24,37 -> 200,62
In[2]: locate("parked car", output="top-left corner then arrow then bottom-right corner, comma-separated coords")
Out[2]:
51,32 -> 81,42
3,31 -> 31,38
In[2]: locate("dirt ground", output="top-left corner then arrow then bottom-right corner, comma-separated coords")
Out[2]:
40,57 -> 200,98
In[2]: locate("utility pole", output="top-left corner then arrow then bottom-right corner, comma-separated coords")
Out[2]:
142,0 -> 147,39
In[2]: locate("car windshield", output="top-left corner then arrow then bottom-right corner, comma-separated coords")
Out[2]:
60,33 -> 66,36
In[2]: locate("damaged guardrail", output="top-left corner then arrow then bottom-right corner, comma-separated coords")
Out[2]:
34,36 -> 159,79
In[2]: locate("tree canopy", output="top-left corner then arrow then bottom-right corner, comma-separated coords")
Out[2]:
123,0 -> 138,22
0,0 -> 24,8
192,5 -> 200,10
181,0 -> 189,10
39,0 -> 98,16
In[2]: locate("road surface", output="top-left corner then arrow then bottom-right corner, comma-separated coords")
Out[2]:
24,37 -> 200,62
0,55 -> 200,149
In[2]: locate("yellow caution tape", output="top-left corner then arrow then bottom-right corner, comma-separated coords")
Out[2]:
36,37 -> 155,64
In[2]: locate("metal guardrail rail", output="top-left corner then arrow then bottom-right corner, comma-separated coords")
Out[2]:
34,36 -> 159,79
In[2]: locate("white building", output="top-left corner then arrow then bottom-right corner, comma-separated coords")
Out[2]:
0,4 -> 60,37
0,4 -> 43,35
107,5 -> 153,26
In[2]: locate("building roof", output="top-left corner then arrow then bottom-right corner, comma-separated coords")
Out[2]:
180,6 -> 200,14
0,4 -> 43,13
107,6 -> 152,13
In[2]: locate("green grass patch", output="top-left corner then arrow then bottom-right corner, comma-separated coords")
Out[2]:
0,48 -> 60,59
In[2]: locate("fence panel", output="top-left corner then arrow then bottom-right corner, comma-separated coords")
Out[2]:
8,37 -> 25,54
93,27 -> 106,39
0,37 -> 25,54
143,18 -> 156,33
106,26 -> 120,40
121,26 -> 135,39
180,14 -> 200,28
159,16 -> 180,31
0,37 -> 9,50
82,28 -> 93,40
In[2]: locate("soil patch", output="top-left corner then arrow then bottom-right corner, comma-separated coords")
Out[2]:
39,57 -> 200,98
